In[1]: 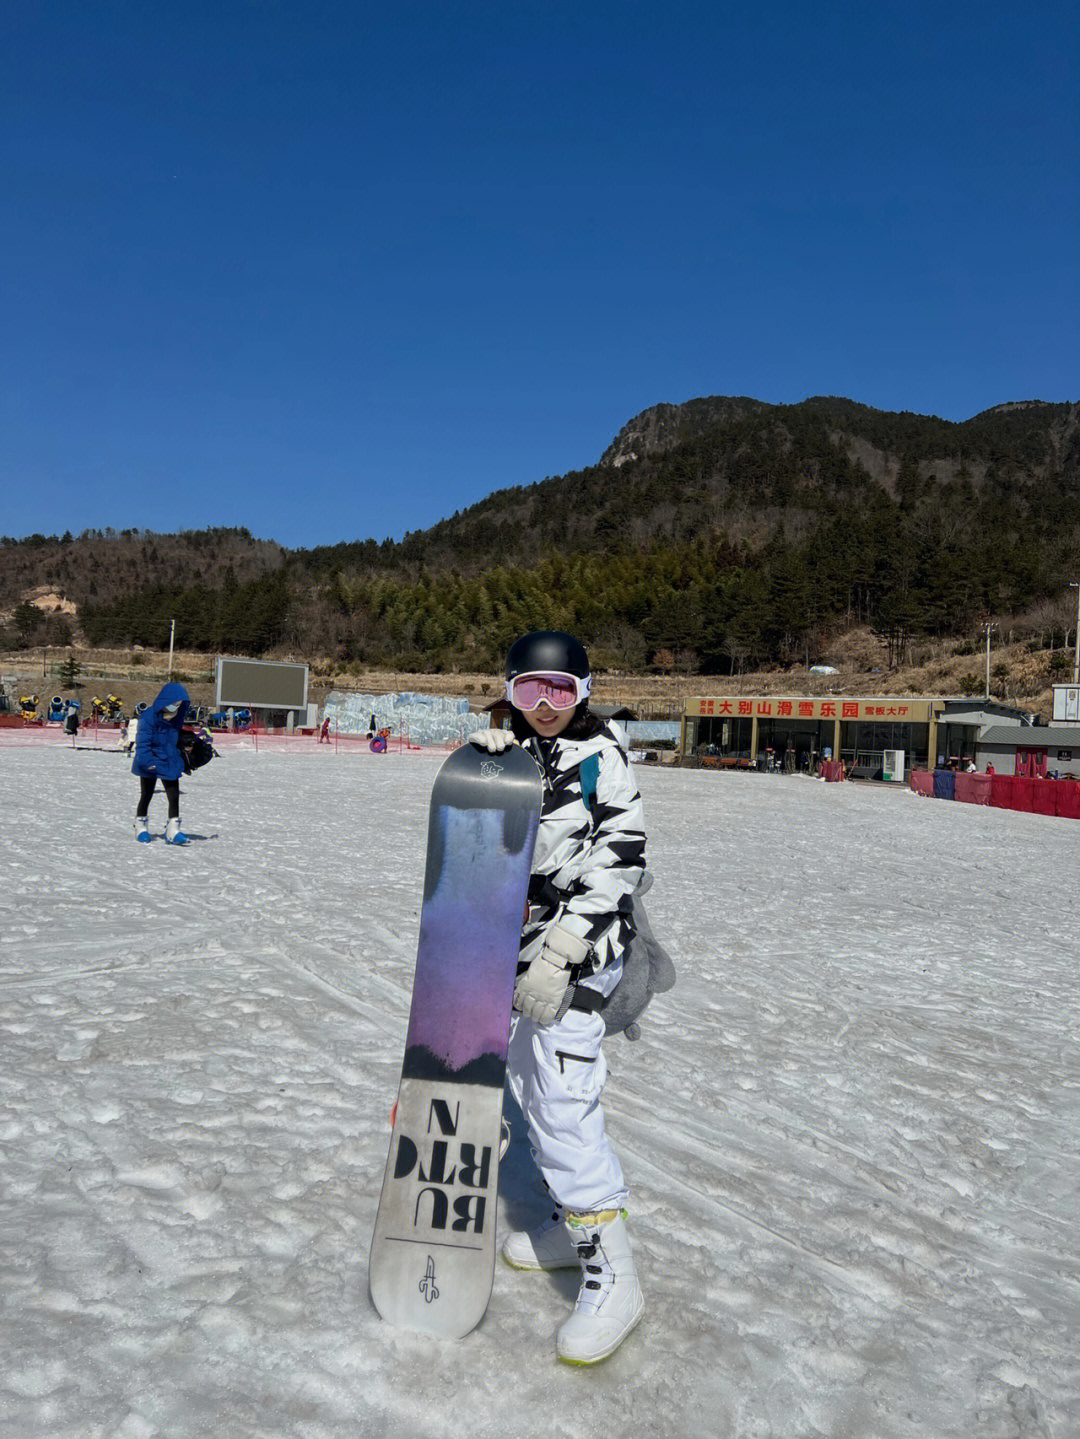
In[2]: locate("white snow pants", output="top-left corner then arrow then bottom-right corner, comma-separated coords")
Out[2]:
506,995 -> 628,1215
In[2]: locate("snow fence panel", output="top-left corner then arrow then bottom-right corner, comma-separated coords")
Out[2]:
954,773 -> 992,805
990,775 -> 1034,812
1031,781 -> 1059,817
932,769 -> 956,800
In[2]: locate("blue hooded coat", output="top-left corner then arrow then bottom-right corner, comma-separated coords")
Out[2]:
132,683 -> 191,780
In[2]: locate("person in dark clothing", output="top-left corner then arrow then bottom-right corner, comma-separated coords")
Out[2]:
132,683 -> 191,844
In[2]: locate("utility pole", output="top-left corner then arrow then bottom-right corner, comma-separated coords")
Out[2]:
983,621 -> 996,700
1070,582 -> 1080,686
168,619 -> 176,681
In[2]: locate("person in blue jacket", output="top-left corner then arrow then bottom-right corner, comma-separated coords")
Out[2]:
132,683 -> 191,844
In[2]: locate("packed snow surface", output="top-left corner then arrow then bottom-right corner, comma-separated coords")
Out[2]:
1,744 -> 1078,1439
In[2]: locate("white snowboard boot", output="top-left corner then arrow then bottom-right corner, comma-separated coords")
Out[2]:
502,1206 -> 578,1271
556,1209 -> 644,1365
164,817 -> 189,846
134,816 -> 151,843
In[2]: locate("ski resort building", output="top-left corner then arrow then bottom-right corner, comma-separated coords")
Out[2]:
974,725 -> 1080,778
681,694 -> 1036,778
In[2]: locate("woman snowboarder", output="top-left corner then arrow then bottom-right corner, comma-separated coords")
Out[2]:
471,630 -> 647,1365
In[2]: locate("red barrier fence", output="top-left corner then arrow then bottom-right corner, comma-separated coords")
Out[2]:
1033,784 -> 1060,817
954,773 -> 992,805
911,770 -> 1080,820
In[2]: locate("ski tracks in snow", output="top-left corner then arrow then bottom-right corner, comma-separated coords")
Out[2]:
614,768 -> 1079,1439
1,750 -> 1078,1438
1,751 -> 425,1437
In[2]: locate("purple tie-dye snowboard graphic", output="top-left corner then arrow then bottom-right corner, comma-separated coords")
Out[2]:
369,743 -> 542,1338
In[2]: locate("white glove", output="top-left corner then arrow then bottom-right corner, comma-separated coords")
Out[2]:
513,924 -> 591,1026
470,728 -> 517,754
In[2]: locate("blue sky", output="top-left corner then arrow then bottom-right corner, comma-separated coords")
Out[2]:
3,1 -> 1078,549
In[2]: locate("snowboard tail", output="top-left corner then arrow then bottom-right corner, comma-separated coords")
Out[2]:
369,1077 -> 505,1338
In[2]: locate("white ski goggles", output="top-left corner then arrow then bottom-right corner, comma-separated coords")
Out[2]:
506,671 -> 592,712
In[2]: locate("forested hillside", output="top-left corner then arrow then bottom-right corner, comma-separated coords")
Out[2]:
3,397 -> 1078,673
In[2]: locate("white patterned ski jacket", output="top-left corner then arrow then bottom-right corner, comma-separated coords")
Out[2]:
518,723 -> 647,984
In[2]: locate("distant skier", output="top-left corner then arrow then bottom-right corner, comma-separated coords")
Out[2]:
319,715 -> 332,743
121,704 -> 145,755
471,630 -> 648,1365
131,683 -> 191,844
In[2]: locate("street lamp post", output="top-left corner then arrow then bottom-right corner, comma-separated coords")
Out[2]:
168,619 -> 176,681
983,621 -> 997,700
1070,582 -> 1080,686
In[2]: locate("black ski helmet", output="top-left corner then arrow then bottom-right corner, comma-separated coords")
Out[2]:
505,630 -> 590,683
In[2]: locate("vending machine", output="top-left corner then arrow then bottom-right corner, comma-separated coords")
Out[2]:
882,749 -> 906,782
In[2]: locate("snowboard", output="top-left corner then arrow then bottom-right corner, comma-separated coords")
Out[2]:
368,742 -> 543,1338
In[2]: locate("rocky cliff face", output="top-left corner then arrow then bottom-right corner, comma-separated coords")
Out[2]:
600,395 -> 1080,485
600,397 -> 764,466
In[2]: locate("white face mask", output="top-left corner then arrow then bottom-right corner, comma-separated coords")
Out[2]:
162,705 -> 180,717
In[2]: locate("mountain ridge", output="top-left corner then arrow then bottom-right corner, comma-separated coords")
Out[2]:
3,394 -> 1078,675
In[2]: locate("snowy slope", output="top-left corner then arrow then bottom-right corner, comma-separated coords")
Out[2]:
1,745 -> 1077,1439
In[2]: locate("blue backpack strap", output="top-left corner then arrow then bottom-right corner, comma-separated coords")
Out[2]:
579,752 -> 600,815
